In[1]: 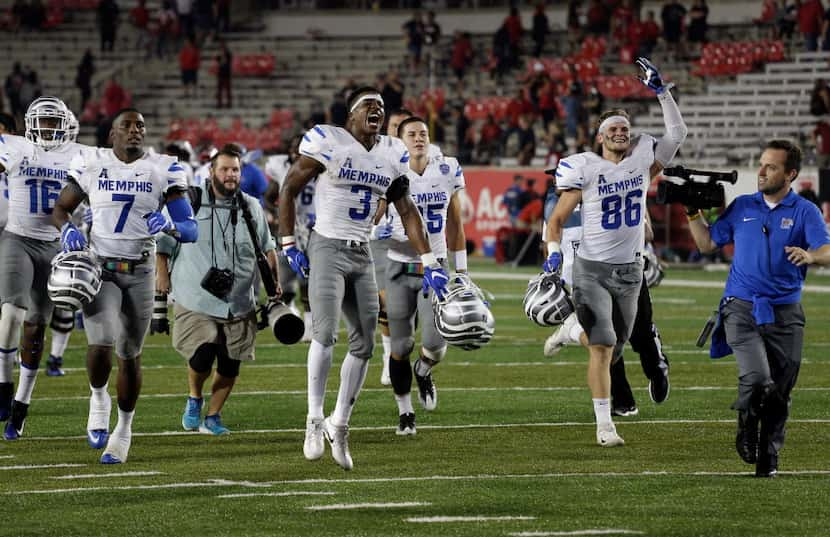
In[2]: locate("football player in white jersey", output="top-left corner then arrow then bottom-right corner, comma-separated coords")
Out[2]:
384,116 -> 468,435
545,58 -> 686,447
0,112 -> 16,232
0,97 -> 97,440
279,87 -> 449,470
52,108 -> 198,463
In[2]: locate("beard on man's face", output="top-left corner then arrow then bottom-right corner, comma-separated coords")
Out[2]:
212,175 -> 239,197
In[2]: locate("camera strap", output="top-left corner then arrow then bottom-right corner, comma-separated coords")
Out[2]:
238,194 -> 279,298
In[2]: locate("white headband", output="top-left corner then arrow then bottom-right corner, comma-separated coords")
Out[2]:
350,93 -> 384,113
598,115 -> 631,134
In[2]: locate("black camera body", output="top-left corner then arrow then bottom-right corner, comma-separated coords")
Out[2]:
201,266 -> 235,299
656,166 -> 739,210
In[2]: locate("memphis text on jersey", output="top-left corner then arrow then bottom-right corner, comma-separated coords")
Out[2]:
338,157 -> 391,188
597,173 -> 644,196
97,168 -> 154,193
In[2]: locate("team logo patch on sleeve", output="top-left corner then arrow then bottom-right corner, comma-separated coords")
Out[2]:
439,163 -> 450,175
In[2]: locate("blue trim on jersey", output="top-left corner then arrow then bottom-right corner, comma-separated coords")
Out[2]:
303,134 -> 311,142
400,151 -> 410,163
560,161 -> 572,169
168,163 -> 184,173
0,346 -> 17,353
555,171 -> 562,177
313,126 -> 326,138
167,196 -> 198,242
455,167 -> 462,176
0,134 -> 5,144
320,152 -> 331,161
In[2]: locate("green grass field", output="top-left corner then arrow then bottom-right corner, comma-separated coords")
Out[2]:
2,259 -> 829,537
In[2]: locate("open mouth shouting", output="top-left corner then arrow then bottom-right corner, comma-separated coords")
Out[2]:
366,111 -> 382,130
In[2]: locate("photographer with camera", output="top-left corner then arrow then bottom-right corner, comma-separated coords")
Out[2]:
156,144 -> 280,436
545,57 -> 686,447
686,140 -> 830,477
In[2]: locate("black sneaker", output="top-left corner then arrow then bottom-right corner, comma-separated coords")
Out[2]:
396,413 -> 416,436
414,364 -> 437,411
612,405 -> 639,417
755,453 -> 778,478
3,400 -> 29,440
736,411 -> 759,464
0,382 -> 13,421
648,357 -> 670,404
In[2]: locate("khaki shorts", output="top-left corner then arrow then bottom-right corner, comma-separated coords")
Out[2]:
172,303 -> 258,361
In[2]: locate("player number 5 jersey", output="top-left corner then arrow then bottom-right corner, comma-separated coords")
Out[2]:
70,149 -> 188,259
387,156 -> 465,263
299,124 -> 409,242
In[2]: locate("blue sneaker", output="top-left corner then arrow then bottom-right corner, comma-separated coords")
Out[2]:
3,401 -> 28,441
45,355 -> 65,377
87,429 -> 109,449
199,414 -> 230,436
182,397 -> 203,431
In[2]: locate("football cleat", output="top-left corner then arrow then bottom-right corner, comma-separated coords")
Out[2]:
755,453 -> 778,478
0,382 -> 13,421
87,392 -> 112,449
414,365 -> 437,411
648,357 -> 671,404
611,405 -> 639,417
87,429 -> 109,449
3,401 -> 28,440
199,414 -> 230,436
181,397 -> 203,431
323,417 -> 353,470
45,355 -> 65,377
596,426 -> 625,447
100,429 -> 131,464
303,416 -> 325,460
543,312 -> 579,357
396,412 -> 416,436
736,411 -> 759,464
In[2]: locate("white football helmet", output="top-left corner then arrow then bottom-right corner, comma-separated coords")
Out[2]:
643,248 -> 665,288
66,109 -> 79,143
523,272 -> 574,326
432,273 -> 495,351
24,96 -> 71,149
48,250 -> 103,311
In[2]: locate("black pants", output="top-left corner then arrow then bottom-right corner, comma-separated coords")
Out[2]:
723,299 -> 804,458
611,279 -> 668,407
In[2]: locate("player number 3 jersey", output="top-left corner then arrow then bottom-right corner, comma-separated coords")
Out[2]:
70,149 -> 188,259
555,135 -> 656,264
299,124 -> 410,242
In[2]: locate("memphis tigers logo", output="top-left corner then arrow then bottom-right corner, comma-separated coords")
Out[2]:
439,163 -> 450,175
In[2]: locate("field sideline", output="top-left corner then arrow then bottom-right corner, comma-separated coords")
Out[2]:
1,259 -> 829,537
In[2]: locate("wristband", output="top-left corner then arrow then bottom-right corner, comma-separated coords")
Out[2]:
280,235 -> 296,250
547,241 -> 561,254
452,249 -> 467,272
421,252 -> 439,268
687,211 -> 701,222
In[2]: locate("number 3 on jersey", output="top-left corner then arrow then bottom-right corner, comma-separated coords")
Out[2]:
348,185 -> 372,220
601,190 -> 642,230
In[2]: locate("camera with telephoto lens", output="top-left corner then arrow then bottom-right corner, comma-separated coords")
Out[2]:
258,300 -> 304,344
200,266 -> 235,299
656,166 -> 739,209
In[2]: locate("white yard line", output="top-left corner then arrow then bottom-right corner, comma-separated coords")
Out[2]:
0,463 -> 86,471
51,471 -> 163,480
509,530 -> 644,536
306,502 -> 430,511
0,455 -> 15,459
406,516 -> 536,523
218,491 -> 337,498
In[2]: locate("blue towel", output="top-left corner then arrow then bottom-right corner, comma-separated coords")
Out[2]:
710,297 -> 733,359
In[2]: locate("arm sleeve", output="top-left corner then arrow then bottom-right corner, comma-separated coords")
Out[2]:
166,195 -> 198,242
554,156 -> 583,190
298,125 -> 334,168
654,90 -> 688,166
709,200 -> 738,248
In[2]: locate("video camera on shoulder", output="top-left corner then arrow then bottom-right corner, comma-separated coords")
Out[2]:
656,166 -> 738,209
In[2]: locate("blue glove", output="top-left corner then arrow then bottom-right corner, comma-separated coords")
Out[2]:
543,251 -> 562,274
60,222 -> 86,252
422,265 -> 449,300
82,207 -> 93,225
305,212 -> 316,229
635,57 -> 670,95
145,211 -> 172,235
283,246 -> 309,279
371,223 -> 393,240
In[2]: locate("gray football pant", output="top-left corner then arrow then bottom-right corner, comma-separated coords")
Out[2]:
83,264 -> 155,360
0,230 -> 60,325
307,232 -> 379,360
571,256 -> 643,350
723,298 -> 804,456
384,259 -> 446,358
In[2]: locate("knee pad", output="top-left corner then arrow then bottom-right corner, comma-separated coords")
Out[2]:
0,304 -> 26,350
389,356 -> 412,396
216,353 -> 241,378
189,344 -> 218,373
391,336 -> 415,361
378,306 -> 388,329
421,344 -> 447,364
50,307 -> 75,333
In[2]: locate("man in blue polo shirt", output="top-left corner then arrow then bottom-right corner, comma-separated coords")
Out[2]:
687,139 -> 830,477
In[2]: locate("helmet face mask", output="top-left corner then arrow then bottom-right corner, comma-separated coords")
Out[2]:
66,109 -> 79,143
523,272 -> 574,326
25,97 -> 71,150
48,250 -> 102,311
432,273 -> 495,351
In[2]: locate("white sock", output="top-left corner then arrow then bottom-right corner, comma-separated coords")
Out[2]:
569,321 -> 585,344
0,353 -> 13,383
88,383 -> 111,430
395,393 -> 414,415
14,362 -> 38,404
307,340 -> 333,419
114,407 -> 135,436
50,330 -> 72,359
381,334 -> 391,359
593,398 -> 613,428
330,353 -> 369,426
